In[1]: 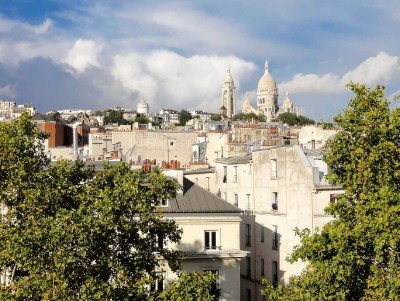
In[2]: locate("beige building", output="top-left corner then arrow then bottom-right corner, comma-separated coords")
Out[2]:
214,145 -> 342,300
160,171 -> 247,301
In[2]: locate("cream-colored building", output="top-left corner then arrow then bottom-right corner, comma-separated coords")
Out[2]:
215,145 -> 342,301
160,172 -> 247,301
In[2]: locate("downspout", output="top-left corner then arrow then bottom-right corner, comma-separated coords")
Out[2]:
72,121 -> 83,160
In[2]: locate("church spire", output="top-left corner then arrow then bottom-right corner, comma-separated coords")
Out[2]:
265,59 -> 269,72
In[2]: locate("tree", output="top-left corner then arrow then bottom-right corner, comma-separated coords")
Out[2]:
0,114 -> 183,300
105,109 -> 128,125
262,83 -> 400,300
272,112 -> 315,126
178,110 -> 192,125
157,271 -> 218,301
232,112 -> 265,122
135,115 -> 150,124
210,114 -> 222,121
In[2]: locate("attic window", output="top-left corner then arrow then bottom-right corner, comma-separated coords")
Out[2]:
160,199 -> 168,207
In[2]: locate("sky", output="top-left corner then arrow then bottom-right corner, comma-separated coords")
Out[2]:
1,0 -> 400,121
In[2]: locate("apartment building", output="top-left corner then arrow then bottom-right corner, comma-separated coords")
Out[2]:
215,145 -> 342,301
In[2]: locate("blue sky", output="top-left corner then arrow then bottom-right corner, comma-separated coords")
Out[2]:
1,0 -> 400,120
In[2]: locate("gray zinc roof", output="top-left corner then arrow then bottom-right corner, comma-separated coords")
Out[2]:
163,177 -> 241,213
214,154 -> 252,165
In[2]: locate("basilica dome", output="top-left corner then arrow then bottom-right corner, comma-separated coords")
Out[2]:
257,60 -> 277,91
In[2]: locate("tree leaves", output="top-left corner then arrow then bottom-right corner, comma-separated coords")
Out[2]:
262,83 -> 400,300
0,115 -> 183,300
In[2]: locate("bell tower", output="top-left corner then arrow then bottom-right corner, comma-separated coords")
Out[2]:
221,68 -> 236,118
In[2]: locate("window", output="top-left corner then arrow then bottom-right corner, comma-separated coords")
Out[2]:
261,226 -> 265,242
205,230 -> 219,250
223,192 -> 227,201
223,166 -> 227,183
330,193 -> 337,203
245,224 -> 251,247
160,199 -> 168,207
272,225 -> 278,250
246,288 -> 251,301
272,261 -> 278,285
151,272 -> 165,292
246,256 -> 251,278
234,194 -> 238,207
246,194 -> 251,211
261,258 -> 265,276
272,192 -> 278,211
271,159 -> 277,179
204,269 -> 220,297
153,232 -> 164,251
233,166 -> 238,182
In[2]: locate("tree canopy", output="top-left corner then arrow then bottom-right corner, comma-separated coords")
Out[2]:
105,109 -> 130,125
210,114 -> 222,121
272,112 -> 315,126
178,110 -> 192,125
157,271 -> 218,301
0,114 -> 183,300
232,112 -> 266,122
135,115 -> 150,124
262,83 -> 400,300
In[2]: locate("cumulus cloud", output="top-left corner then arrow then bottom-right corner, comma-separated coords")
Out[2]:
341,52 -> 400,85
279,52 -> 400,95
63,39 -> 102,73
112,50 -> 256,111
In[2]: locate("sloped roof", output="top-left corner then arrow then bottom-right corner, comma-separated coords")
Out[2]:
215,154 -> 252,165
163,177 -> 241,213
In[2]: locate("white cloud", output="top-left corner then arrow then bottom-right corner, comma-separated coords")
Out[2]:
23,18 -> 53,35
279,52 -> 400,95
112,50 -> 255,111
0,84 -> 16,98
341,52 -> 400,86
63,39 -> 102,73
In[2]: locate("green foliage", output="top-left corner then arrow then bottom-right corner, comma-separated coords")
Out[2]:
105,109 -> 129,125
232,112 -> 266,122
178,110 -> 192,125
0,115 -> 183,300
210,114 -> 222,121
318,120 -> 337,130
262,83 -> 400,300
272,112 -> 315,126
135,115 -> 150,124
157,271 -> 218,301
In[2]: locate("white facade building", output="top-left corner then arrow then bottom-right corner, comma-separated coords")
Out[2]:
214,145 -> 342,300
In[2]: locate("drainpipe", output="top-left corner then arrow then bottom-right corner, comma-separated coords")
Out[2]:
73,121 -> 83,160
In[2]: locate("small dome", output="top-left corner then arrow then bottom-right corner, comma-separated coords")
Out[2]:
138,99 -> 149,107
242,93 -> 252,108
257,60 -> 277,91
283,91 -> 293,107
